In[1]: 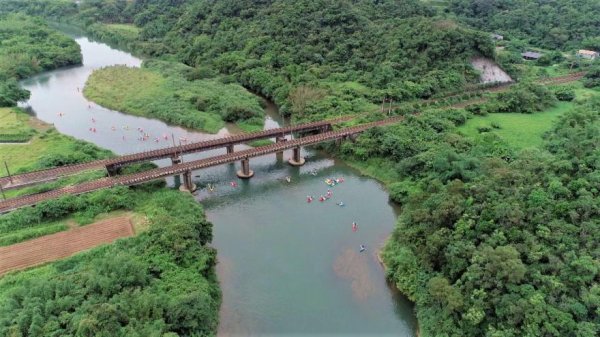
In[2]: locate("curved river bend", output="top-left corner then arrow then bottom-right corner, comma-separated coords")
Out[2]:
19,30 -> 417,336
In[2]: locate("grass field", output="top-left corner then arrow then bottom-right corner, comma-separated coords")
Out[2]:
458,83 -> 600,150
104,23 -> 140,40
0,109 -> 111,175
0,127 -> 107,175
84,61 -> 264,133
458,102 -> 573,149
0,108 -> 35,143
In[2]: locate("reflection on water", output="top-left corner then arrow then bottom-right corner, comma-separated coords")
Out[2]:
203,155 -> 417,337
18,36 -> 284,157
17,30 -> 417,336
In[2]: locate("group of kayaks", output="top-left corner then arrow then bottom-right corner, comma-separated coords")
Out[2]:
305,176 -> 366,253
325,177 -> 344,186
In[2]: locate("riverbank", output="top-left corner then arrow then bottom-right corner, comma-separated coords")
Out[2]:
0,21 -> 222,335
0,108 -> 111,175
0,14 -> 82,107
83,60 -> 265,133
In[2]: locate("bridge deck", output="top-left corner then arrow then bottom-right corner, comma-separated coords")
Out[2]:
0,117 -> 351,191
0,116 -> 404,213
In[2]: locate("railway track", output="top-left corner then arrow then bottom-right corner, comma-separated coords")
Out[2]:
0,116 -> 404,213
386,71 -> 587,112
0,72 -> 585,193
0,116 -> 353,191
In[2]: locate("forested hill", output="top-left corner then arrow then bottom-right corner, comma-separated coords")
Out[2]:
0,13 -> 81,107
1,0 -> 494,116
448,0 -> 600,50
166,0 -> 493,107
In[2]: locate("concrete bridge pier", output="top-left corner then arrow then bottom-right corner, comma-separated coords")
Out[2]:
275,136 -> 286,145
288,147 -> 305,166
275,136 -> 286,162
237,157 -> 254,178
226,144 -> 234,154
171,155 -> 182,165
179,170 -> 197,192
171,155 -> 183,186
106,164 -> 120,177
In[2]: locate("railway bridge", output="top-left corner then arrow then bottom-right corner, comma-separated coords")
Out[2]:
0,116 -> 404,213
0,117 -> 352,191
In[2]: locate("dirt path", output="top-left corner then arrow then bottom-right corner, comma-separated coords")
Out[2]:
0,216 -> 134,275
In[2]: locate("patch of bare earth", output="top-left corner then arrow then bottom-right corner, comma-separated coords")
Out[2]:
0,216 -> 134,275
471,56 -> 513,84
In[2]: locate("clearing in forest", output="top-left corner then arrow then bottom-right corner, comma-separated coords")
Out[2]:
458,102 -> 572,149
0,216 -> 134,275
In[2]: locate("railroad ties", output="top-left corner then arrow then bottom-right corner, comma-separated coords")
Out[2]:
0,72 -> 585,192
0,117 -> 351,191
0,116 -> 404,213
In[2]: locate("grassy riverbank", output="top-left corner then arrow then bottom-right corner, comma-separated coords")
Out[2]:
0,108 -> 111,175
0,15 -> 223,336
84,60 -> 265,133
0,108 -> 34,143
1,86 -> 220,336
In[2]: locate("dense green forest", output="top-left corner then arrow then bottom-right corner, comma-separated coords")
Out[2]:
0,187 -> 220,337
0,0 -> 494,115
0,1 -> 598,337
0,13 -> 81,106
448,0 -> 600,50
337,84 -> 600,336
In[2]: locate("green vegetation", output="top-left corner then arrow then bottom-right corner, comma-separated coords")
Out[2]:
467,83 -> 557,115
4,0 -> 495,116
87,23 -> 140,49
0,220 -> 67,247
0,187 -> 128,246
459,102 -> 572,149
1,1 -> 598,337
336,82 -> 600,336
0,14 -> 81,107
0,107 -> 34,143
84,60 -> 264,133
583,65 -> 600,88
0,112 -> 111,175
448,0 -> 600,50
0,187 -> 220,336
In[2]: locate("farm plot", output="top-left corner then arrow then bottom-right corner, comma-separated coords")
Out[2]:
0,216 -> 133,275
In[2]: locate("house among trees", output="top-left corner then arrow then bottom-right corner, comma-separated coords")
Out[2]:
491,33 -> 503,40
577,49 -> 599,60
521,51 -> 543,60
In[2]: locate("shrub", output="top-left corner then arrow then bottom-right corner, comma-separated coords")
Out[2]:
554,88 -> 576,101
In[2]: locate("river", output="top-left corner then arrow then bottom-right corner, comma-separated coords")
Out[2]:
18,29 -> 417,336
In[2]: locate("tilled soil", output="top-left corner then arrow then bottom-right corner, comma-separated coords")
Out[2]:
0,216 -> 133,275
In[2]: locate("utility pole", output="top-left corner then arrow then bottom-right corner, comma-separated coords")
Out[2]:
381,98 -> 385,113
0,184 -> 5,200
171,133 -> 176,147
4,161 -> 12,184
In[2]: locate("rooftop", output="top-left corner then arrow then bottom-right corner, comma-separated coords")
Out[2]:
522,51 -> 542,59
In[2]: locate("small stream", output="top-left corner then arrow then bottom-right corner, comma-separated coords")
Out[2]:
18,29 -> 417,337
